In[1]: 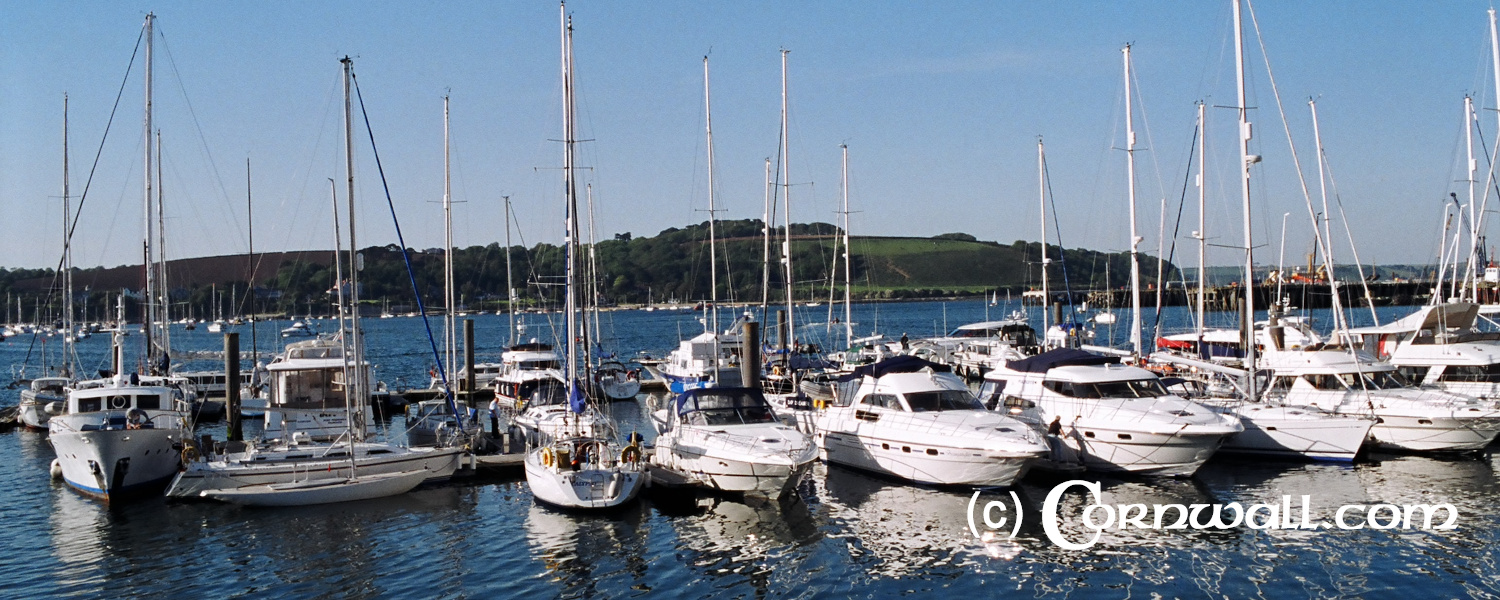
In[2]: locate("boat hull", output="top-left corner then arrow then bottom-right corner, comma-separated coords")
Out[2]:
1367,414 -> 1500,452
1052,423 -> 1230,477
1217,406 -> 1372,462
48,421 -> 183,500
166,444 -> 461,498
817,431 -> 1036,487
19,388 -> 62,429
201,469 -> 428,506
524,451 -> 644,510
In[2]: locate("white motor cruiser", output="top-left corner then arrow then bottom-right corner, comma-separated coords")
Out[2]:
982,348 -> 1242,476
1259,347 -> 1500,452
1349,302 -> 1500,401
19,376 -> 69,430
166,436 -> 462,499
47,375 -> 189,500
814,356 -> 1048,487
262,336 -> 377,441
650,387 -> 816,497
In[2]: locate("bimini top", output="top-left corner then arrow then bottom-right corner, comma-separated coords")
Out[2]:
672,387 -> 776,425
1004,348 -> 1120,373
837,355 -> 950,382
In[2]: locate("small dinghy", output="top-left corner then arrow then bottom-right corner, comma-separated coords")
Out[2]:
199,469 -> 429,507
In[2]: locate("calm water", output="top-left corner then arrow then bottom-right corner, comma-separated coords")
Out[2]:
4,300 -> 1500,599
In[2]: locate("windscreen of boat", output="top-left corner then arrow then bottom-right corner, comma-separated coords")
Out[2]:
680,390 -> 776,426
520,359 -> 560,371
528,382 -> 569,406
1438,363 -> 1500,383
903,389 -> 983,412
1043,378 -> 1168,399
1339,370 -> 1411,390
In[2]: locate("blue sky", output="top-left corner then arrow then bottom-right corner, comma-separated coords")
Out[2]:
2,1 -> 1496,271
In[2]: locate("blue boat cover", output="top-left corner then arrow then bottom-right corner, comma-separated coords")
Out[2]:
836,355 -> 950,382
1003,348 -> 1119,373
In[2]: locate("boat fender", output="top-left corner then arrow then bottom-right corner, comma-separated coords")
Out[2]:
540,447 -> 555,468
49,459 -> 62,480
607,472 -> 621,498
181,444 -> 200,465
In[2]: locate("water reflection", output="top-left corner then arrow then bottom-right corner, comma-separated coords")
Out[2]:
524,498 -> 651,597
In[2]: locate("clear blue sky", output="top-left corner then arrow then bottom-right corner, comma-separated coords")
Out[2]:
2,1 -> 1495,272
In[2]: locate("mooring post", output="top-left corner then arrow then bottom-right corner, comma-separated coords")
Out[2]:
464,318 -> 476,411
225,331 -> 242,442
742,320 -> 761,390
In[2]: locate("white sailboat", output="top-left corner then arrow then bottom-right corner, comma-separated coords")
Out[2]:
168,57 -> 461,505
523,4 -> 645,510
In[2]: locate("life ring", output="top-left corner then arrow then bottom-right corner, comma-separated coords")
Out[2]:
621,443 -> 642,463
109,396 -> 128,410
540,446 -> 555,468
181,445 -> 200,464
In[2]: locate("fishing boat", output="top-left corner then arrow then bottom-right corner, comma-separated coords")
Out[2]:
524,6 -> 646,510
813,356 -> 1048,486
983,348 -> 1242,476
650,386 -> 816,497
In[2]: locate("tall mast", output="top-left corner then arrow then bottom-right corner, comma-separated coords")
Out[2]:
1123,43 -> 1143,356
1465,96 -> 1479,301
247,158 -> 257,362
1233,0 -> 1257,400
1194,101 -> 1207,349
341,55 -> 366,440
443,94 -> 456,384
1038,137 -> 1049,326
780,49 -> 795,352
703,55 -> 720,334
62,93 -> 74,376
1308,100 -> 1346,333
504,195 -> 516,345
840,144 -> 853,348
761,157 -> 772,312
142,13 -> 155,371
561,5 -> 580,391
156,129 -> 170,365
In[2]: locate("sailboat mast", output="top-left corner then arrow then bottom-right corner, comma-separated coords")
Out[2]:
1195,101 -> 1207,347
704,56 -> 720,334
504,195 -> 516,345
840,144 -> 852,348
444,94 -> 456,384
780,49 -> 795,351
1465,96 -> 1479,301
1038,137 -> 1049,326
1308,100 -> 1346,333
761,157 -> 772,313
247,158 -> 257,362
142,13 -> 156,371
1233,0 -> 1257,400
561,7 -> 580,388
157,130 -> 171,361
341,56 -> 366,440
62,93 -> 74,376
1123,43 -> 1143,356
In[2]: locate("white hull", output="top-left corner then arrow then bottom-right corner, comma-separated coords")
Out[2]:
817,430 -> 1036,486
1368,413 -> 1500,452
652,426 -> 816,497
524,449 -> 644,509
167,443 -> 461,498
1051,423 -> 1228,476
513,405 -> 605,444
598,378 -> 641,400
19,387 -> 64,429
48,415 -> 183,499
200,469 -> 428,506
1211,404 -> 1372,461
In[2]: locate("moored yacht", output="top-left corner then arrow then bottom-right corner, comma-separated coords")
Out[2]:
1349,302 -> 1500,401
48,375 -> 190,500
982,348 -> 1242,476
814,356 -> 1048,487
19,376 -> 69,430
650,387 -> 816,497
262,336 -> 377,441
1258,347 -> 1500,452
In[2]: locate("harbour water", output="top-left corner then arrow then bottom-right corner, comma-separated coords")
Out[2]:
5,300 -> 1500,598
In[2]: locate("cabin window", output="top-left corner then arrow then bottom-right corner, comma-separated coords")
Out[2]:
1268,376 -> 1296,394
682,390 -> 777,425
977,381 -> 1006,409
135,395 -> 161,410
1397,365 -> 1432,383
1303,374 -> 1347,391
861,394 -> 900,410
1438,364 -> 1500,384
78,398 -> 102,413
903,390 -> 983,412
